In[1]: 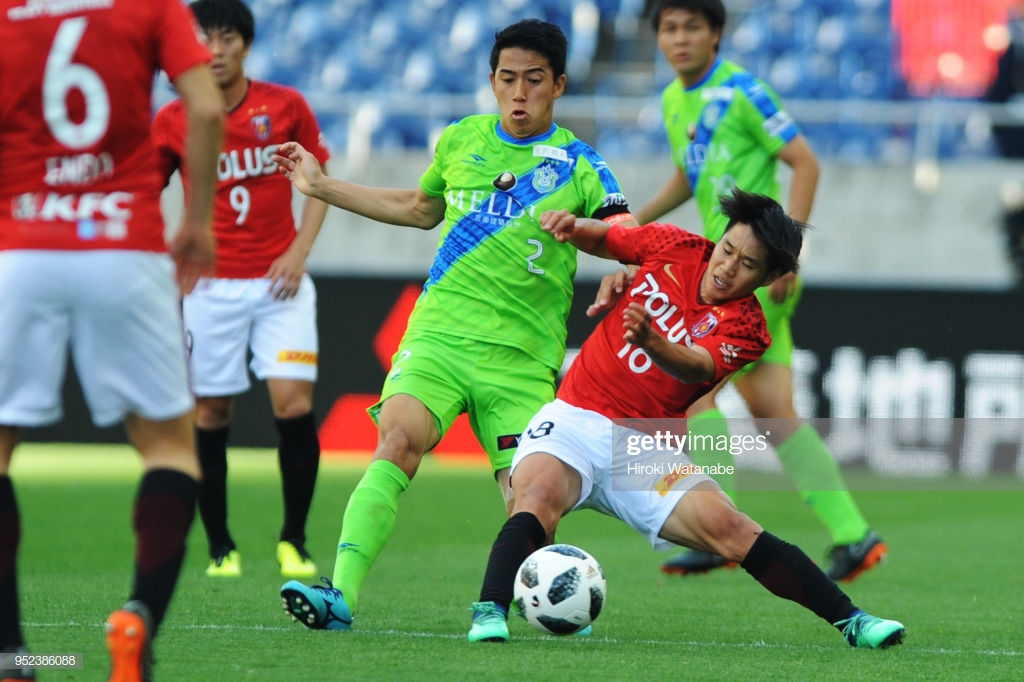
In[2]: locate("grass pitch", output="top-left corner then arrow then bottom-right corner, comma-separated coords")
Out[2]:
10,444 -> 1023,681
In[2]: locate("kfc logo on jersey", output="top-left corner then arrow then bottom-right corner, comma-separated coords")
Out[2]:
691,311 -> 719,339
12,191 -> 133,223
251,114 -> 272,141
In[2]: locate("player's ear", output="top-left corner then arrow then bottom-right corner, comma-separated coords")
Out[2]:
761,269 -> 782,288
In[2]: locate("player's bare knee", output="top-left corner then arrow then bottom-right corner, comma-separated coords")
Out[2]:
195,397 -> 232,429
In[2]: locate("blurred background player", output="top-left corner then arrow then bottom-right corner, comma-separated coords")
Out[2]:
0,1 -> 222,680
153,0 -> 330,580
469,193 -> 904,649
274,19 -> 636,632
635,0 -> 887,581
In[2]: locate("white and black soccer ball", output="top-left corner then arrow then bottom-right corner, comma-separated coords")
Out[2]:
513,544 -> 606,636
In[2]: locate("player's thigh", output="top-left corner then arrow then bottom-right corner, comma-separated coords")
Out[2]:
183,278 -> 254,396
471,345 -> 557,473
0,252 -> 73,427
658,482 -> 761,558
68,252 -> 193,427
369,332 -> 472,443
250,274 -> 318,383
512,400 -> 602,509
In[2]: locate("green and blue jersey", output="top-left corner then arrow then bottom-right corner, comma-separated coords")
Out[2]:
661,58 -> 798,242
409,114 -> 631,371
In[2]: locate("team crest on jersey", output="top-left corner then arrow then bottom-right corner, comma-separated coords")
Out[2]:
251,114 -> 272,141
700,102 -> 722,130
691,311 -> 719,338
532,163 -> 558,194
493,171 -> 517,191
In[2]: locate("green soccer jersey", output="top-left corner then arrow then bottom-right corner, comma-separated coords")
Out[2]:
409,114 -> 630,371
661,58 -> 799,242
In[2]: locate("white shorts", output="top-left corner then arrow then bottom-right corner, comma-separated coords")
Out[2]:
0,250 -> 193,428
511,399 -> 713,550
183,274 -> 318,396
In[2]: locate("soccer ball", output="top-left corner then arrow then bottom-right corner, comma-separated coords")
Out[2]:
513,544 -> 606,636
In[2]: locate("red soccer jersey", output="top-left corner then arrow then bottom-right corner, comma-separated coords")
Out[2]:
559,223 -> 772,420
0,0 -> 210,252
152,80 -> 330,278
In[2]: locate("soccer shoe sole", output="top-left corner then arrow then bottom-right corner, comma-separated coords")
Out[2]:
280,581 -> 352,631
660,558 -> 738,576
105,607 -> 151,682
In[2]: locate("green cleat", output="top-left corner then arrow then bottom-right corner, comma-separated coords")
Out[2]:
206,548 -> 241,578
277,540 -> 318,579
835,610 -> 905,649
468,601 -> 509,642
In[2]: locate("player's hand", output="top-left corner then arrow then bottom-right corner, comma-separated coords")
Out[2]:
264,249 -> 306,300
273,141 -> 322,197
169,222 -> 215,295
587,267 -> 634,318
539,209 -> 576,242
622,301 -> 653,346
767,271 -> 797,303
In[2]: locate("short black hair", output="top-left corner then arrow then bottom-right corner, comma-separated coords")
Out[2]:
490,19 -> 568,80
720,189 -> 805,275
649,0 -> 726,34
189,0 -> 255,46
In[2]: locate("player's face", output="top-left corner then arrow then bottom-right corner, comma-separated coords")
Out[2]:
700,224 -> 775,305
490,48 -> 566,139
201,26 -> 249,90
656,8 -> 721,86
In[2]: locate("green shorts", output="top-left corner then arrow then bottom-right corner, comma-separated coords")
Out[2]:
734,274 -> 803,378
367,331 -> 557,473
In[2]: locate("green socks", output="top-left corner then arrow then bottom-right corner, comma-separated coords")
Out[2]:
687,408 -> 737,502
333,459 -> 410,612
775,424 -> 870,546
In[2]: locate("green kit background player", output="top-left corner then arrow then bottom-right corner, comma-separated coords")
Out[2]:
635,0 -> 886,581
271,19 -> 637,631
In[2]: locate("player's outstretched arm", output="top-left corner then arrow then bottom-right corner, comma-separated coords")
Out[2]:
273,142 -> 445,229
539,210 -> 614,259
622,302 -> 715,383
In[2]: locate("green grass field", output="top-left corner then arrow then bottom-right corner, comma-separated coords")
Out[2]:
10,444 -> 1023,681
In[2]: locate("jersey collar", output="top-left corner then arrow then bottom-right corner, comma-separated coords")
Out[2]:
495,121 -> 557,145
685,57 -> 722,92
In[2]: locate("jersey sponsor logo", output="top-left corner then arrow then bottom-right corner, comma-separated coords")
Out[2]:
277,350 -> 317,365
691,311 -> 719,338
531,163 -> 558,194
217,145 -> 280,181
12,190 -> 133,224
496,433 -> 521,450
663,263 -> 680,286
446,188 -> 537,222
251,114 -> 272,141
654,469 -> 689,496
629,272 -> 693,345
701,86 -> 734,102
44,152 -> 115,187
493,171 -> 517,191
533,144 -> 568,163
462,153 -> 487,167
